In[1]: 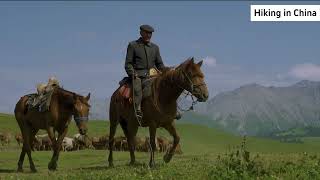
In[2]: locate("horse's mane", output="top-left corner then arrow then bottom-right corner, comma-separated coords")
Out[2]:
153,57 -> 194,89
55,87 -> 90,107
151,64 -> 185,113
56,87 -> 76,95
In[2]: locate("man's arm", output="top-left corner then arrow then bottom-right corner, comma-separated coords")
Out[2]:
124,43 -> 135,76
155,45 -> 165,71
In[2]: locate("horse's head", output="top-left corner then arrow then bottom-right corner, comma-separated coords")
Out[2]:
176,57 -> 209,102
73,93 -> 91,135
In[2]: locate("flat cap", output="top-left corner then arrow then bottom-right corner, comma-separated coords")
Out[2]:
140,24 -> 154,33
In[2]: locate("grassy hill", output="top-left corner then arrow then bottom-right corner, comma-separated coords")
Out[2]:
1,113 -> 320,179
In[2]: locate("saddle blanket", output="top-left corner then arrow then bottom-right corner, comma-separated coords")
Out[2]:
26,89 -> 54,112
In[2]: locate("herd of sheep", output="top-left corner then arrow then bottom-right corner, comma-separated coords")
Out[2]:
0,132 -> 182,154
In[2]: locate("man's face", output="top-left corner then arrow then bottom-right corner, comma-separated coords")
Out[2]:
140,30 -> 152,43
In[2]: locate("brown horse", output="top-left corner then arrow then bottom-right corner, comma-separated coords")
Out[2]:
14,87 -> 90,172
108,57 -> 209,167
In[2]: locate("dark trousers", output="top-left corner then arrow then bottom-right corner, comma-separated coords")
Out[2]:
133,76 -> 147,111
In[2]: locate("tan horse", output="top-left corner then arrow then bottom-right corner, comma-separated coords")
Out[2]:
108,58 -> 209,167
14,87 -> 90,172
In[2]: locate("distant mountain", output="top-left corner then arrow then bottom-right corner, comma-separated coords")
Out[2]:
201,80 -> 320,136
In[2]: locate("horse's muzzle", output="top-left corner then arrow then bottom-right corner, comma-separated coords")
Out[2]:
197,93 -> 209,102
79,128 -> 87,135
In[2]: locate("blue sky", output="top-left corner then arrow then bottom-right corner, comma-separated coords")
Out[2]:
1,1 -> 320,113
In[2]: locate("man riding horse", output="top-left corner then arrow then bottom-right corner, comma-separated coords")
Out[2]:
125,24 -> 180,121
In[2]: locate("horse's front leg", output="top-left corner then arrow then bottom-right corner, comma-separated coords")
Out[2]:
148,125 -> 157,168
127,123 -> 138,166
163,122 -> 180,163
48,127 -> 67,171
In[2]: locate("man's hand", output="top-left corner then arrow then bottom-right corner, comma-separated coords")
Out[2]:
132,72 -> 138,79
161,66 -> 173,73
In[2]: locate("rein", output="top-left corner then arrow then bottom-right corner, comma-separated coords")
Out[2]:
74,116 -> 89,125
152,67 -> 205,115
175,69 -> 206,112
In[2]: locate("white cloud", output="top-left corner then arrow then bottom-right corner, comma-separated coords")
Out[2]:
289,63 -> 320,81
202,56 -> 217,67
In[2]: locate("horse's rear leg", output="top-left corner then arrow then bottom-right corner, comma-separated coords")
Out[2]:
163,123 -> 180,163
108,118 -> 119,167
17,147 -> 26,172
20,126 -> 37,172
27,128 -> 39,172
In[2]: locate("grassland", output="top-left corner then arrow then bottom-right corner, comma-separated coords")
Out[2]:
1,113 -> 320,179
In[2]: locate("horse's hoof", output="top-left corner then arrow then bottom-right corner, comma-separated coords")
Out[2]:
163,153 -> 173,163
129,161 -> 135,166
48,167 -> 56,171
48,162 -> 57,171
30,167 -> 37,173
17,167 -> 23,173
149,161 -> 156,168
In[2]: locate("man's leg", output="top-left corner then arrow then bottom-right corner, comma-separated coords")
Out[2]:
133,77 -> 143,120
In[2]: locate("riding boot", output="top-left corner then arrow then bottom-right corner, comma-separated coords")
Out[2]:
136,105 -> 143,121
175,111 -> 182,120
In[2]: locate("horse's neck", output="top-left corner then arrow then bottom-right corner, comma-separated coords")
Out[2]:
157,70 -> 184,105
53,89 -> 74,119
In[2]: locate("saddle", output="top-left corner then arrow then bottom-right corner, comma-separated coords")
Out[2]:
26,88 -> 55,112
118,68 -> 160,102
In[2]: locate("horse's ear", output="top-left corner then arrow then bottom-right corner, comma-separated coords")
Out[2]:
190,57 -> 195,63
85,93 -> 91,101
197,60 -> 203,67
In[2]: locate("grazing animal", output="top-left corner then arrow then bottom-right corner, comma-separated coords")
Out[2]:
15,133 -> 23,146
32,136 -> 42,151
38,134 -> 53,151
92,135 -> 109,150
91,137 -> 103,150
114,136 -> 127,151
73,133 -> 93,150
0,132 -> 11,146
14,87 -> 90,172
108,58 -> 208,167
62,137 -> 74,151
157,136 -> 170,153
135,136 -> 146,152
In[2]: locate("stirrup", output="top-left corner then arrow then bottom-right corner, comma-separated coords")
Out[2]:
136,110 -> 143,120
175,111 -> 182,120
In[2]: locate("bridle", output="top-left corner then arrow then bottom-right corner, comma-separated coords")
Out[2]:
179,69 -> 206,95
74,116 -> 89,125
176,68 -> 207,112
73,104 -> 89,125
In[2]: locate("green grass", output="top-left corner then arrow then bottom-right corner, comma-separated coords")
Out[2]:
1,113 -> 320,179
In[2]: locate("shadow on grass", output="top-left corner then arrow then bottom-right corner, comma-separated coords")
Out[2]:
76,162 -> 149,171
0,169 -> 16,173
